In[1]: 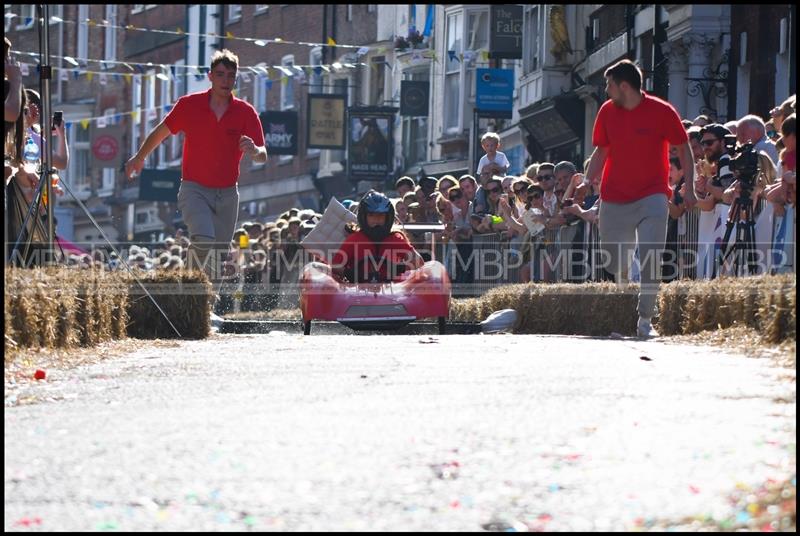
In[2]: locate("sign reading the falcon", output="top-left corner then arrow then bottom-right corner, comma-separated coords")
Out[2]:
489,5 -> 523,59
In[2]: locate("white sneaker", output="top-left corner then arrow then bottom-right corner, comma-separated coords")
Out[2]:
210,312 -> 224,331
637,317 -> 659,338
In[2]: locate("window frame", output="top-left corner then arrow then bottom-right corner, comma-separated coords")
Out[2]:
14,4 -> 35,30
401,69 -> 430,167
523,5 -> 541,74
104,5 -> 117,67
170,59 -> 186,164
143,70 -> 157,167
69,122 -> 92,197
443,6 -> 488,136
280,55 -> 296,111
77,5 -> 89,60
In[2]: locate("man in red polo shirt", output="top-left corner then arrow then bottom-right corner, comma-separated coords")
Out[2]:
585,59 -> 697,338
125,49 -> 267,286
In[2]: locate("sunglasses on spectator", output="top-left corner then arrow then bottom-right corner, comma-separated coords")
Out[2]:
449,193 -> 462,201
486,187 -> 500,194
538,175 -> 554,181
513,186 -> 527,194
700,138 -> 719,147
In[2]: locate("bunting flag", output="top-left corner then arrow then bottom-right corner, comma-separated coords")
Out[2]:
447,50 -> 460,63
80,119 -> 90,129
327,37 -> 336,46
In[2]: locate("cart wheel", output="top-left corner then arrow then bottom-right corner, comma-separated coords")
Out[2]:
303,320 -> 311,335
437,316 -> 446,335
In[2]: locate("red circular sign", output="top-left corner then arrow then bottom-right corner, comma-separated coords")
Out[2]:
92,135 -> 119,161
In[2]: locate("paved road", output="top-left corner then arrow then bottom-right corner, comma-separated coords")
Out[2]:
4,334 -> 796,531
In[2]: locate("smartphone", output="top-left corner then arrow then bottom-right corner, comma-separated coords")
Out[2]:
52,111 -> 63,130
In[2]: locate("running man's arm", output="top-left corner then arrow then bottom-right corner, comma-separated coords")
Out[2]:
585,146 -> 609,186
677,142 -> 696,209
125,121 -> 172,180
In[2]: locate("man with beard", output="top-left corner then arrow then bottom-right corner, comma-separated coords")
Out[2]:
699,123 -> 735,204
331,190 -> 424,283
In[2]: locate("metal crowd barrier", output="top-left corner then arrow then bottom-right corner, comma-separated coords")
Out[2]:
226,200 -> 796,314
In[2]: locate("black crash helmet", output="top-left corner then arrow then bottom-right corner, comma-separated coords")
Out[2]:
357,190 -> 395,242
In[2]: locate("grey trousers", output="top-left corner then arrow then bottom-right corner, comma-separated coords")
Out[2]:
598,193 -> 668,319
176,180 -> 239,281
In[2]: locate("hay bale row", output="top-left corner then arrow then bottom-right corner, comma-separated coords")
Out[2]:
452,274 -> 795,342
5,266 -> 212,354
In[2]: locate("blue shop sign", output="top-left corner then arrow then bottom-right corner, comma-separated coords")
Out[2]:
476,68 -> 514,118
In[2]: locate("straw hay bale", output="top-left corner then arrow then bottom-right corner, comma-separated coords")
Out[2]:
451,281 -> 639,336
657,280 -> 690,335
124,269 -> 212,339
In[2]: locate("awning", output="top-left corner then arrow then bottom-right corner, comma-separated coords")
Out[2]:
518,93 -> 585,151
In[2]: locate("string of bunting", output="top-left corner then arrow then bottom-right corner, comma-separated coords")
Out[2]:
29,14 -> 366,51
56,103 -> 175,131
11,49 -> 368,82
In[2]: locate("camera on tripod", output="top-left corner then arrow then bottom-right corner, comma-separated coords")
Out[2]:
722,134 -> 760,194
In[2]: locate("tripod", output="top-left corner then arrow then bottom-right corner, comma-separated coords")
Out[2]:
715,190 -> 757,278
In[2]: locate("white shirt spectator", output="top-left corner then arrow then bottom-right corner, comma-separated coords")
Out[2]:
477,151 -> 510,177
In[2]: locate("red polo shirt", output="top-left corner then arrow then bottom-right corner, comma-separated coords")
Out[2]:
592,92 -> 688,203
331,231 -> 416,282
164,89 -> 265,188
